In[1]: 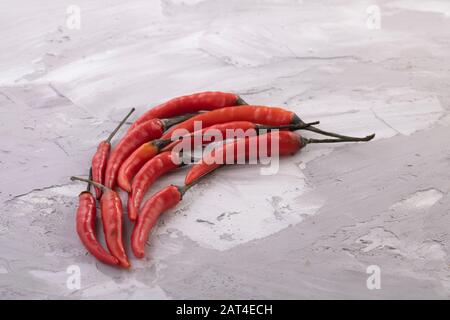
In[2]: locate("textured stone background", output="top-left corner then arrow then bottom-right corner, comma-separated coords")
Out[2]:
0,0 -> 449,299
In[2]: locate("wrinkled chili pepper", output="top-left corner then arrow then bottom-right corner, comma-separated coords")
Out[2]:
74,171 -> 119,266
185,131 -> 375,185
104,114 -> 193,189
71,176 -> 130,268
129,91 -> 247,132
127,121 -> 320,219
91,108 -> 135,199
131,129 -> 375,258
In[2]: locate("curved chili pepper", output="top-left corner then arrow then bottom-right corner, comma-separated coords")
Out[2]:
92,108 -> 135,199
100,188 -> 130,268
129,91 -> 247,132
185,131 -> 375,185
127,122 -> 319,220
71,176 -> 130,268
161,105 -> 299,140
162,105 -> 374,142
128,151 -> 182,221
117,121 -> 256,192
131,130 -> 375,258
131,185 -> 182,258
75,175 -> 119,266
118,120 -> 321,193
117,140 -> 172,193
104,114 -> 192,189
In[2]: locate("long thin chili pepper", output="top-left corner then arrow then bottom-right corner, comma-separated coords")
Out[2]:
131,130 -> 374,258
74,171 -> 119,266
116,112 -> 319,192
162,105 -> 372,142
71,176 -> 130,268
129,91 -> 247,132
185,131 -> 375,185
91,108 -> 135,199
104,114 -> 193,189
161,105 -> 299,140
127,121 -> 319,220
127,151 -> 182,221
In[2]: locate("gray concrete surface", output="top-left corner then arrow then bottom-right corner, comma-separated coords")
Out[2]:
0,0 -> 449,299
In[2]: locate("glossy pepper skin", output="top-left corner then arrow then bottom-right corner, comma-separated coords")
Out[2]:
76,191 -> 119,266
129,91 -> 246,132
163,121 -> 257,152
100,189 -> 130,268
117,140 -> 170,193
104,119 -> 165,189
131,185 -> 182,258
117,121 -> 257,193
91,141 -> 110,199
129,130 -> 375,259
183,130 -> 375,185
161,105 -> 299,140
128,151 -> 182,221
185,131 -> 303,185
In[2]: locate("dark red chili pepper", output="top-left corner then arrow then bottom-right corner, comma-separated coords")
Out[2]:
104,114 -> 192,190
128,151 -> 182,221
74,173 -> 119,266
129,91 -> 247,132
185,131 -> 375,185
91,108 -> 135,199
71,176 -> 130,268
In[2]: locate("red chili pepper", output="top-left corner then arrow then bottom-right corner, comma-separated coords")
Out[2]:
129,91 -> 247,132
161,105 -> 299,140
185,131 -> 375,185
118,120 -> 322,193
104,114 -> 192,190
91,108 -> 135,199
162,105 -> 373,142
117,121 -> 256,192
71,176 -> 130,268
130,130 -> 374,258
75,174 -> 119,266
128,151 -> 182,221
131,185 -> 182,258
117,140 -> 171,193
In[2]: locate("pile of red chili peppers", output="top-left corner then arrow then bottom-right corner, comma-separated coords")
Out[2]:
70,91 -> 375,268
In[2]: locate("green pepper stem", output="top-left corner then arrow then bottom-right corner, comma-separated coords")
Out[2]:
236,96 -> 248,105
162,113 -> 198,130
86,168 -> 93,192
176,166 -> 221,196
256,121 -> 320,131
106,108 -> 135,143
303,133 -> 375,145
